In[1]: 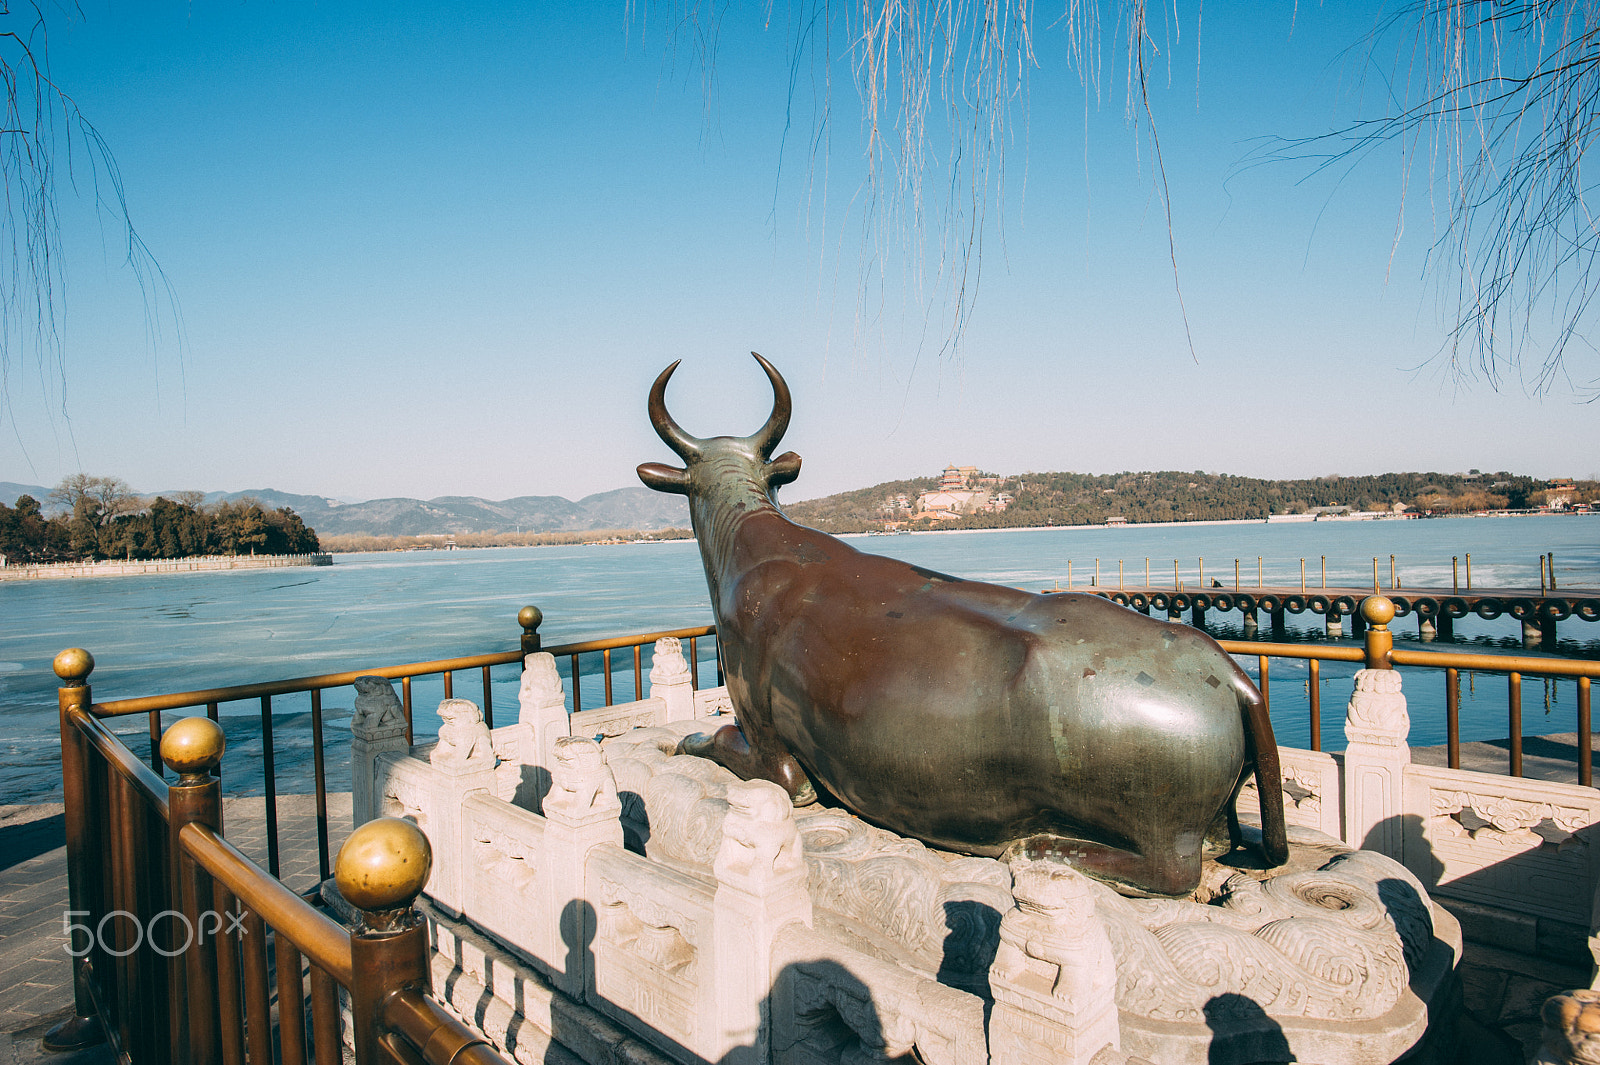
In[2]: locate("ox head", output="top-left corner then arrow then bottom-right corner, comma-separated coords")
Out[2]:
637,353 -> 803,497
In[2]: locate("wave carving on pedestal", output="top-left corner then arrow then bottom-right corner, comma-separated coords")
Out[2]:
603,723 -> 1442,1037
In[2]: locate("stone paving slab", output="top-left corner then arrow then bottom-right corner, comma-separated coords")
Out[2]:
0,806 -> 75,1040
218,792 -> 355,896
1412,730 -> 1599,785
0,794 -> 351,1057
1,1006 -> 112,1065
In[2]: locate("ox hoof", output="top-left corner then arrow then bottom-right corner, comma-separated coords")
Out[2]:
1213,822 -> 1276,871
677,732 -> 715,758
790,777 -> 817,807
1203,817 -> 1234,860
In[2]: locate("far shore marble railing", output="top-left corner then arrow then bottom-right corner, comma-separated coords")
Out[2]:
0,551 -> 332,579
345,631 -> 1600,1064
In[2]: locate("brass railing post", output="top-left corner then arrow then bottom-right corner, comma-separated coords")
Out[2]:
340,818 -> 434,1065
1361,595 -> 1395,670
1308,659 -> 1321,751
46,648 -> 106,1052
519,605 -> 543,656
164,717 -> 226,1065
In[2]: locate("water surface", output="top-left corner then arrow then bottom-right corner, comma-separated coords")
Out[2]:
4,515 -> 1597,802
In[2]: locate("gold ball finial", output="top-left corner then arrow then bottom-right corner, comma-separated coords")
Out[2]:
161,717 -> 225,777
1361,595 -> 1396,627
335,817 -> 432,916
53,648 -> 94,685
517,605 -> 543,631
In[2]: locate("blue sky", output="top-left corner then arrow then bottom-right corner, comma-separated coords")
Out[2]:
2,2 -> 1593,505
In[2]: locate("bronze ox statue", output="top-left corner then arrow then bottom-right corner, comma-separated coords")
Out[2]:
638,354 -> 1288,897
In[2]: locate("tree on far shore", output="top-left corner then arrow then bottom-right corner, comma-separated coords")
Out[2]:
0,478 -> 319,562
0,494 -> 63,561
47,474 -> 140,556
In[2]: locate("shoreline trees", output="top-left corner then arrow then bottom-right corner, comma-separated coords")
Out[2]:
0,479 -> 319,563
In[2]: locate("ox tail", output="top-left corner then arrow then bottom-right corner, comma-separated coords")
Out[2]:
1240,682 -> 1290,867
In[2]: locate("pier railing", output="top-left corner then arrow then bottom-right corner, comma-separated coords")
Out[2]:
1214,595 -> 1596,786
1048,548 -> 1593,598
49,648 -> 514,1065
1050,548 -> 1600,647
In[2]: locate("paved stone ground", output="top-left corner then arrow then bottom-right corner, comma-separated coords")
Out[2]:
0,806 -> 72,1043
217,792 -> 355,897
0,792 -> 1591,1063
1457,940 -> 1590,1060
0,794 -> 352,1063
1413,730 -> 1599,785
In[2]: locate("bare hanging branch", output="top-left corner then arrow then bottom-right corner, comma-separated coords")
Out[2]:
1279,0 -> 1600,394
844,0 -> 1037,354
0,1 -> 172,431
634,1 -> 1190,361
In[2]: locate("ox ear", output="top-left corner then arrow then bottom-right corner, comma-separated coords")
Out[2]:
766,451 -> 802,488
638,462 -> 690,495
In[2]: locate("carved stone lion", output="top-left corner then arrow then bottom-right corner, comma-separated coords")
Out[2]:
547,735 -> 618,814
518,652 -> 566,715
716,779 -> 803,883
351,675 -> 405,733
431,698 -> 493,768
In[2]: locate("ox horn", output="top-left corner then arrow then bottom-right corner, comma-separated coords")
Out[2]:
648,360 -> 705,460
748,352 -> 791,459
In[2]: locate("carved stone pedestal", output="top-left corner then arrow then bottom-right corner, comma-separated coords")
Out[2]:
360,708 -> 1463,1065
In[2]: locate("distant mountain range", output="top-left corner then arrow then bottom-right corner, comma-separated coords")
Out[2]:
0,482 -> 689,536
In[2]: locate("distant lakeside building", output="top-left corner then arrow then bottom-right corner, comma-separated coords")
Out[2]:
905,465 -> 1012,521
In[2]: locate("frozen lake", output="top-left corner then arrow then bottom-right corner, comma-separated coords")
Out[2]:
4,514 -> 1598,802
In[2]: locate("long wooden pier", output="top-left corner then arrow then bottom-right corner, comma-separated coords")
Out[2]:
1044,583 -> 1600,645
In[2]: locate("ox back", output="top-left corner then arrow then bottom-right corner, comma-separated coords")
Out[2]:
639,354 -> 1288,897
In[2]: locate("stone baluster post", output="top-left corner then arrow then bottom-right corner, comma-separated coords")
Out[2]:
541,736 -> 624,998
713,779 -> 814,1064
350,676 -> 410,828
1343,598 -> 1411,858
504,605 -> 548,801
424,698 -> 498,916
987,859 -> 1121,1065
648,636 -> 696,721
518,652 -> 570,811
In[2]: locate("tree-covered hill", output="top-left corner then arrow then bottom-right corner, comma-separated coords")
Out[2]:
783,469 -> 1573,534
779,475 -> 938,529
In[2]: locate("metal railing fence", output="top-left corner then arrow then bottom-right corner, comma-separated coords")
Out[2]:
51,651 -> 513,1065
66,594 -> 1598,910
82,609 -> 718,885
